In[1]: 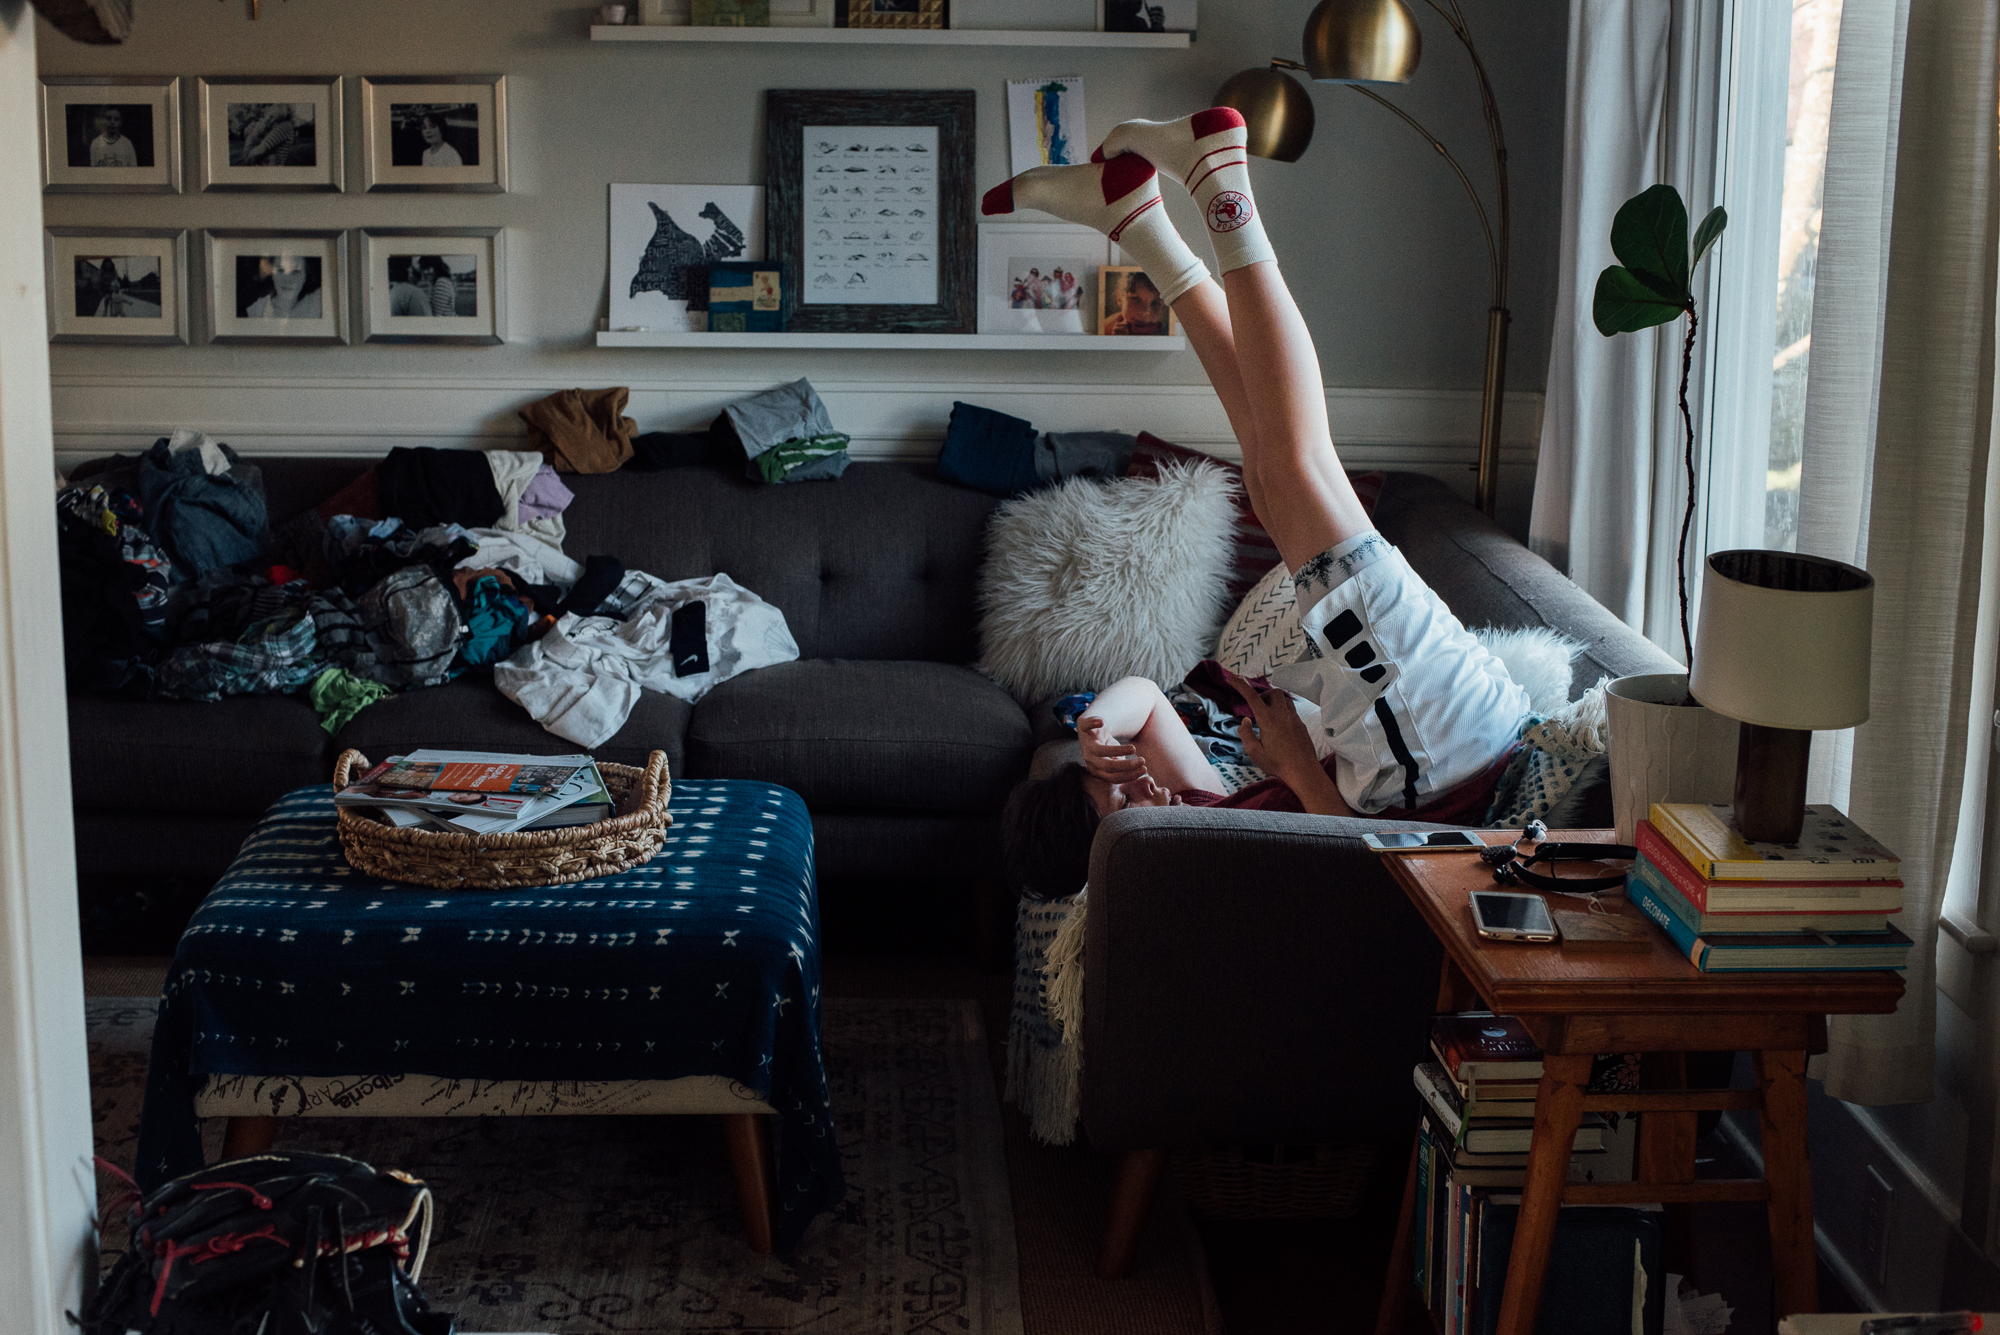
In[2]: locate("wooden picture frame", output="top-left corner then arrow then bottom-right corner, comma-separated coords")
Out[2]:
38,75 -> 181,194
765,88 -> 974,334
44,227 -> 190,344
195,76 -> 344,193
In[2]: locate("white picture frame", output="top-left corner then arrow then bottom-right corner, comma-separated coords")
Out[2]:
976,222 -> 1107,335
195,76 -> 344,193
38,75 -> 180,194
199,229 -> 350,345
359,75 -> 507,193
639,0 -> 833,24
45,228 -> 189,345
354,227 -> 506,345
609,183 -> 765,333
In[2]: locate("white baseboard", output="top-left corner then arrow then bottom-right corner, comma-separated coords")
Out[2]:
51,373 -> 1543,517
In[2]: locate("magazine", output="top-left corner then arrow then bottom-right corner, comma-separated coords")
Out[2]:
339,751 -> 601,833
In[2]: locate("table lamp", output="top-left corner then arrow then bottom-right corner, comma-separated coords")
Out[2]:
1213,0 -> 1510,517
1687,551 -> 1875,844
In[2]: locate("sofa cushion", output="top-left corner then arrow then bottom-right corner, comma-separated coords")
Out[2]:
70,693 -> 331,816
685,660 -> 1032,813
333,677 -> 689,776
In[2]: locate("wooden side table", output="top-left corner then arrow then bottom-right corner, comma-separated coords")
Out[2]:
1371,831 -> 1905,1335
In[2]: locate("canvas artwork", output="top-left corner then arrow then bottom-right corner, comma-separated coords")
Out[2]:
609,184 -> 765,332
1006,76 -> 1086,178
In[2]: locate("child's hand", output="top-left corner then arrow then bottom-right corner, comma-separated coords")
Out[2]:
1079,718 -> 1147,784
1223,671 -> 1319,782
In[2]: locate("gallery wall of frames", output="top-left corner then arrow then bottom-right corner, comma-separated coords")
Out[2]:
39,74 -> 508,346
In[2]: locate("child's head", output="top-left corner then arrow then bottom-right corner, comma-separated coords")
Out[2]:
1001,763 -> 1100,897
1119,271 -> 1166,330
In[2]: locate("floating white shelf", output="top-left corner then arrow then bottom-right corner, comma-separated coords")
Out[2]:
595,330 -> 1186,350
589,24 -> 1189,47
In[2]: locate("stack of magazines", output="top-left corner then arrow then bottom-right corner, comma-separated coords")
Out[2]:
334,750 -> 614,836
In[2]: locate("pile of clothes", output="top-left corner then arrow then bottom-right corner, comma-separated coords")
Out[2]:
58,428 -> 801,745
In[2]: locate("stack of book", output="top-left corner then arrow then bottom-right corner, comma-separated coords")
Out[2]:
1629,803 -> 1913,972
1412,1014 -> 1656,1332
334,750 -> 615,836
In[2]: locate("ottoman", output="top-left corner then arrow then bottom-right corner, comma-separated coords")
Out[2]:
135,779 -> 841,1254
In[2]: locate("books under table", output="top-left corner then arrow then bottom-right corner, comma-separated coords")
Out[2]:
338,750 -> 614,835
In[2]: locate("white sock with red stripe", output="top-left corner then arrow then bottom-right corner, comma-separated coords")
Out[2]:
980,154 -> 1208,305
1096,107 -> 1275,276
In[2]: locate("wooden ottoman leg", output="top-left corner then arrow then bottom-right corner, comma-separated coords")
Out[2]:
722,1113 -> 776,1254
1095,1148 -> 1166,1280
221,1116 -> 278,1160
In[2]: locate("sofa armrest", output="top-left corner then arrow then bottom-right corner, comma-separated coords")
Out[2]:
1079,805 -> 1452,1151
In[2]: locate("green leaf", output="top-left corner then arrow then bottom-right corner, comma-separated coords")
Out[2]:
1593,265 -> 1686,336
1691,205 -> 1728,270
1609,184 -> 1690,299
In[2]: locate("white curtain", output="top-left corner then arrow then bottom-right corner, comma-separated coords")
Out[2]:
1799,0 -> 1998,1106
1529,0 -> 1672,633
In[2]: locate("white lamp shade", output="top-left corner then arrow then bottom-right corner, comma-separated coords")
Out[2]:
1690,550 -> 1874,730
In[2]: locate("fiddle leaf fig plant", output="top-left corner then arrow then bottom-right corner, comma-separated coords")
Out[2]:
1592,184 -> 1727,668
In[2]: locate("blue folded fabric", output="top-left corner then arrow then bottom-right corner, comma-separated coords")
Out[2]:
938,401 -> 1040,497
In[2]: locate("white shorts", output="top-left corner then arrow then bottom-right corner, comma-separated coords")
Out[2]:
1268,535 -> 1529,815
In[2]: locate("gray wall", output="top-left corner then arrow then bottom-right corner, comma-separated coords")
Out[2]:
37,0 -> 1568,530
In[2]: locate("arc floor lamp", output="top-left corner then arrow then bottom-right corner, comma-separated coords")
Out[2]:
1217,0 -> 1510,517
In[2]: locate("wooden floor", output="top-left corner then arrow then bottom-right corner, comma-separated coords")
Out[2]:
85,949 -> 1857,1331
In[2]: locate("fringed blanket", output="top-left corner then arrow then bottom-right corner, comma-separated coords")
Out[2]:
1004,893 -> 1089,1145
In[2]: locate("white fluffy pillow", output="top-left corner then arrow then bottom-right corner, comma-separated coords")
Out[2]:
977,461 -> 1239,701
1472,625 -> 1582,715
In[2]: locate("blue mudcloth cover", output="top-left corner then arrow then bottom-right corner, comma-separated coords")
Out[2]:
138,438 -> 268,577
938,401 -> 1040,497
136,779 -> 842,1253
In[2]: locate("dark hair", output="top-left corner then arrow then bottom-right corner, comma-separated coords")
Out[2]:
1001,763 -> 1100,899
421,112 -> 444,131
418,254 -> 448,277
1125,270 -> 1161,299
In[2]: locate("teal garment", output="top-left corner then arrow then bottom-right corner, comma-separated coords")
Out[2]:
456,575 -> 538,669
307,667 -> 390,735
751,433 -> 851,485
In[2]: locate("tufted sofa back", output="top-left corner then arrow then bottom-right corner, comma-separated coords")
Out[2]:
255,458 -> 1003,664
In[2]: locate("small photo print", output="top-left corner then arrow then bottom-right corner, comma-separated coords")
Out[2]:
64,103 -> 155,169
1008,258 -> 1084,311
389,103 -> 479,168
388,253 -> 478,318
233,253 -> 325,320
1099,265 -> 1176,335
74,255 -> 162,319
226,101 -> 317,167
1102,0 -> 1194,31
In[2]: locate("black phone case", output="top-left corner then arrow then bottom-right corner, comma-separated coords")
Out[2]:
670,601 -> 708,678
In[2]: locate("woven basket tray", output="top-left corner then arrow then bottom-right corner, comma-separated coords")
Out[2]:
1169,1143 -> 1379,1221
333,748 -> 672,890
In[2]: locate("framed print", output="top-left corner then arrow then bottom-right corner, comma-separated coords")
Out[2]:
195,76 -> 343,192
639,0 -> 831,22
354,228 -> 506,345
609,184 -> 765,333
45,228 -> 189,344
765,88 -> 974,334
1098,264 -> 1178,336
953,0 -> 1093,28
359,76 -> 507,193
39,76 -> 180,193
844,0 -> 945,27
199,229 -> 349,345
977,223 -> 1105,334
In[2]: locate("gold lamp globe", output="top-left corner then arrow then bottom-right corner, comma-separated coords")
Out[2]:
1303,0 -> 1422,85
1214,66 -> 1316,162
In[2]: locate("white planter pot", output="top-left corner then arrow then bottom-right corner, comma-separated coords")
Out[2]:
1604,673 -> 1740,843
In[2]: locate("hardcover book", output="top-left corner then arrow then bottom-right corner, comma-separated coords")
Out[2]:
1631,839 -> 1897,929
1650,802 -> 1901,881
1628,864 -> 1913,971
1431,1014 -> 1543,1082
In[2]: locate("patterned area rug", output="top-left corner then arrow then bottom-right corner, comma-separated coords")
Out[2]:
88,997 -> 1023,1335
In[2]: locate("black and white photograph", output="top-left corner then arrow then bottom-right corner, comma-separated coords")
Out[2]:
388,103 -> 479,168
40,76 -> 180,192
196,78 -> 343,193
975,222 -> 1103,335
233,253 -> 325,320
360,77 -> 507,192
64,103 -> 153,169
354,227 -> 505,345
201,229 -> 348,344
74,255 -> 162,318
45,228 -> 188,343
388,254 -> 478,318
227,102 -> 316,167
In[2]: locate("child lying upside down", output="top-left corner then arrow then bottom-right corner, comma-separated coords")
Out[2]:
993,107 -> 1531,896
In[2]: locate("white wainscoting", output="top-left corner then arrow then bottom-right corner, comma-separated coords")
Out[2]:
51,373 -> 1544,525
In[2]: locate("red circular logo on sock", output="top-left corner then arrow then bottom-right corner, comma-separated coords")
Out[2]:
1207,192 -> 1252,233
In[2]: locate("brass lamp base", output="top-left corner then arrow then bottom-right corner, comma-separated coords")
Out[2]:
1733,722 -> 1812,844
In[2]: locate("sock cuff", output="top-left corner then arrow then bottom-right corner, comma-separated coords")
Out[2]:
1153,253 -> 1210,307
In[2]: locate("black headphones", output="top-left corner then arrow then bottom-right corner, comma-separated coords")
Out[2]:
1481,821 -> 1636,893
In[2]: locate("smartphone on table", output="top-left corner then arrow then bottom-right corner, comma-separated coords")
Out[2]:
1362,829 -> 1486,853
1470,891 -> 1559,943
